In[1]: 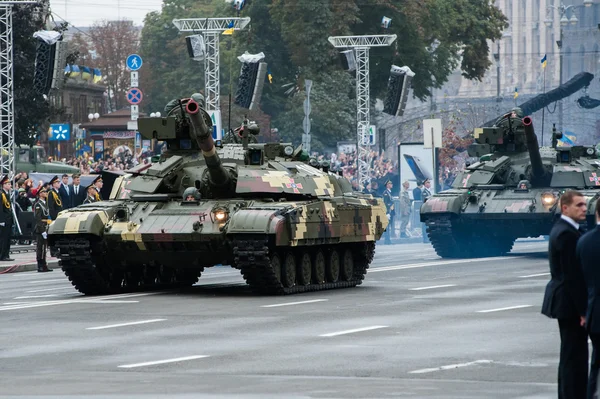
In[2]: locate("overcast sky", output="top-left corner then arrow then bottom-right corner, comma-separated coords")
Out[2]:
49,0 -> 163,27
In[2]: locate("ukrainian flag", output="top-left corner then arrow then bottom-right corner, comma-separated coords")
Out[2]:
514,87 -> 518,99
541,54 -> 547,69
69,64 -> 80,77
267,68 -> 273,84
93,68 -> 102,83
222,20 -> 235,35
81,66 -> 91,81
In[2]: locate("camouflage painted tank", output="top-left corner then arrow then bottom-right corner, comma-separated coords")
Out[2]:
420,109 -> 600,258
48,94 -> 388,295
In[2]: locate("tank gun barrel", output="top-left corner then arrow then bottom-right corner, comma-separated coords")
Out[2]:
185,99 -> 230,187
522,116 -> 547,182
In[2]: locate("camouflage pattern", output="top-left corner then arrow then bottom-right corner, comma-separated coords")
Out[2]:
48,94 -> 388,295
421,112 -> 600,258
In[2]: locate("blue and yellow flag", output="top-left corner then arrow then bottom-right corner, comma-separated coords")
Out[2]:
541,54 -> 547,69
514,87 -> 518,99
558,132 -> 577,147
69,64 -> 80,77
93,68 -> 102,83
267,68 -> 273,84
81,66 -> 91,81
222,20 -> 235,35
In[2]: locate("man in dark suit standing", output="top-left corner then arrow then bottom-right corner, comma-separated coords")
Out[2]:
58,174 -> 71,209
69,174 -> 85,207
542,190 -> 589,399
577,199 -> 600,399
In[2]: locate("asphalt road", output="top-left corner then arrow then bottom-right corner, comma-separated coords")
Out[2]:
0,240 -> 559,398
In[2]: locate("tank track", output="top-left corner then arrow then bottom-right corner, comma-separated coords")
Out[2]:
55,237 -> 202,295
427,218 -> 515,258
233,237 -> 375,295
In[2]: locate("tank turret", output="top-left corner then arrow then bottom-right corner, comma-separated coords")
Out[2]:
184,99 -> 230,188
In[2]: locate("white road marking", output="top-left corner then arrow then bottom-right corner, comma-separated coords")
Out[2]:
26,287 -> 74,293
87,319 -> 166,330
27,279 -> 67,284
409,359 -> 493,374
409,284 -> 456,291
14,294 -> 61,299
369,257 -> 523,273
0,292 -> 158,312
261,299 -> 328,308
519,272 -> 550,278
477,305 -> 533,313
320,325 -> 388,337
118,355 -> 210,369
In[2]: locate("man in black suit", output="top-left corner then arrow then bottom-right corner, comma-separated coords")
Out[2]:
577,199 -> 600,399
542,190 -> 589,399
58,174 -> 71,209
69,174 -> 85,207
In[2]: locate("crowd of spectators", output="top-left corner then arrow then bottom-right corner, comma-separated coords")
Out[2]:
310,149 -> 398,194
58,148 -> 150,176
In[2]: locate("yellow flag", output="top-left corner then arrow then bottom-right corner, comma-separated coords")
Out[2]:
222,28 -> 234,35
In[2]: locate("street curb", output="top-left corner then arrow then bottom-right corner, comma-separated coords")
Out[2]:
0,260 -> 60,274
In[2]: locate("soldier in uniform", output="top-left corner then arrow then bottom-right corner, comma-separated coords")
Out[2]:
422,178 -> 432,202
47,175 -> 63,221
382,180 -> 396,244
33,186 -> 52,272
92,176 -> 103,201
83,183 -> 98,204
399,180 -> 412,239
0,175 -> 14,261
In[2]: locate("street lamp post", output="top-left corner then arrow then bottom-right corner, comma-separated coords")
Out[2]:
544,1 -> 593,133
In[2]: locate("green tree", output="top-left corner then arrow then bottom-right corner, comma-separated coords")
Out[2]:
12,1 -> 66,144
138,0 -> 226,114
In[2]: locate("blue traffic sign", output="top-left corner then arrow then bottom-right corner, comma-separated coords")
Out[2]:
126,54 -> 143,71
126,88 -> 143,105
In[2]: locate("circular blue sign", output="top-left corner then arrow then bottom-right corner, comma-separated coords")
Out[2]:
126,54 -> 143,71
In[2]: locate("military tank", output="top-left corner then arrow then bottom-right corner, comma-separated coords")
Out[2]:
420,109 -> 600,258
47,94 -> 388,295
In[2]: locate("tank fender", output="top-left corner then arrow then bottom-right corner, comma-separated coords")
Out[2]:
47,208 -> 116,237
419,193 -> 467,218
227,209 -> 289,244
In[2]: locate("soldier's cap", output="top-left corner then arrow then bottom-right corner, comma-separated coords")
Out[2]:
86,183 -> 97,191
423,178 -> 430,184
49,175 -> 59,184
0,175 -> 9,185
385,180 -> 393,185
37,187 -> 48,196
92,175 -> 103,184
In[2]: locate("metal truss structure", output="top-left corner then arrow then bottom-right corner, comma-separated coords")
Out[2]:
173,17 -> 251,111
1,1 -> 37,179
328,35 -> 397,189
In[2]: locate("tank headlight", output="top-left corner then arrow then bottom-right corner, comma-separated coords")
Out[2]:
214,210 -> 228,222
541,192 -> 556,206
587,147 -> 596,156
284,145 -> 294,156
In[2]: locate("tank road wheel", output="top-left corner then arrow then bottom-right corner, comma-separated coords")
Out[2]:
270,253 -> 283,284
312,250 -> 326,284
341,249 -> 354,281
297,252 -> 312,286
327,249 -> 340,283
282,252 -> 297,288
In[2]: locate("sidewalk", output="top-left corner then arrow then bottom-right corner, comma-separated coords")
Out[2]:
0,248 -> 59,274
